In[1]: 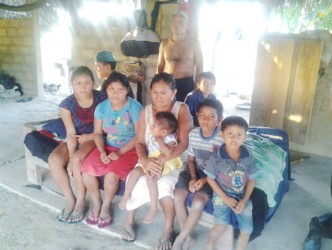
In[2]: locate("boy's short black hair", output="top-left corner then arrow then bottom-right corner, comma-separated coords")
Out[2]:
197,98 -> 223,118
196,71 -> 216,85
221,116 -> 249,132
155,111 -> 178,134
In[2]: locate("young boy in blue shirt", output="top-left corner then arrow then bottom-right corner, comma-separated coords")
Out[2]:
184,72 -> 218,127
205,116 -> 258,250
172,98 -> 224,250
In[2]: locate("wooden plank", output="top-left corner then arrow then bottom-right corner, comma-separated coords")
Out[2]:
284,40 -> 323,144
250,37 -> 294,128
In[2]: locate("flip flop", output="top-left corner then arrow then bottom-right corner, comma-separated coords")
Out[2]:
56,209 -> 72,222
121,226 -> 136,242
86,210 -> 99,225
67,211 -> 85,224
97,216 -> 112,228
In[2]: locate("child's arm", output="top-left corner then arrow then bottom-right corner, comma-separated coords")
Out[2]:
235,178 -> 256,214
187,155 -> 198,193
93,118 -> 109,164
71,133 -> 94,144
207,177 -> 239,210
154,136 -> 176,156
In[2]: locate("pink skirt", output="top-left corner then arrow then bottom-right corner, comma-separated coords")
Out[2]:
81,145 -> 138,180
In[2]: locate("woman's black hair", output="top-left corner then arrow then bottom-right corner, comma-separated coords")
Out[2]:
102,71 -> 134,98
70,66 -> 95,83
150,72 -> 177,91
221,116 -> 249,132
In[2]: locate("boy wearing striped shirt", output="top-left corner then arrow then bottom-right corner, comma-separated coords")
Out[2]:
173,98 -> 224,249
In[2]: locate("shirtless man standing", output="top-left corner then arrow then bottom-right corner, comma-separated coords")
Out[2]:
157,10 -> 203,102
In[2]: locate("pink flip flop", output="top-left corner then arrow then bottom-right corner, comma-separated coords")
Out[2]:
86,210 -> 99,225
97,216 -> 112,228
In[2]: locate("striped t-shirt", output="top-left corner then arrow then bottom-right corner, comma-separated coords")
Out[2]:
186,126 -> 224,172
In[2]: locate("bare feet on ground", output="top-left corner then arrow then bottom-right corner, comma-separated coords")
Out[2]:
155,231 -> 175,250
119,197 -> 128,210
143,207 -> 158,224
172,233 -> 194,250
121,224 -> 136,242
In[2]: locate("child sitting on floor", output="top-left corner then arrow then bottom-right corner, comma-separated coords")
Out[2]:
119,111 -> 182,224
172,98 -> 224,250
205,116 -> 258,250
184,71 -> 219,127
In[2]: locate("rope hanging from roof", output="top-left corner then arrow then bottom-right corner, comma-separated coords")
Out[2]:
0,0 -> 46,12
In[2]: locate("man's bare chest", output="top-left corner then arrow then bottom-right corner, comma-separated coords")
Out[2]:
165,43 -> 194,61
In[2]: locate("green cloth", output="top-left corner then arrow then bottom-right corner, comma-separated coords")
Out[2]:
244,133 -> 287,207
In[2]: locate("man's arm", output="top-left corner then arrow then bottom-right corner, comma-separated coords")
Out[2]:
194,39 -> 203,80
157,40 -> 166,73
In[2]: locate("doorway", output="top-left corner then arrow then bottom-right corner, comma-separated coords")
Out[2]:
40,8 -> 71,103
198,1 -> 265,119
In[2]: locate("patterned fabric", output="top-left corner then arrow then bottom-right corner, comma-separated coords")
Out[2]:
244,133 -> 287,207
186,126 -> 223,172
205,144 -> 258,199
59,90 -> 107,135
184,89 -> 217,127
94,97 -> 142,148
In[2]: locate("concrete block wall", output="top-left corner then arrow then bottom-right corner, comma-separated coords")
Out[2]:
0,18 -> 38,96
289,31 -> 332,157
70,18 -> 159,105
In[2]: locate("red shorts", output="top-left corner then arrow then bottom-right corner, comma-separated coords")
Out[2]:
81,145 -> 138,180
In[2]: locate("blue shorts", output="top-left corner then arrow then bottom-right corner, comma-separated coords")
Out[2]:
213,196 -> 253,234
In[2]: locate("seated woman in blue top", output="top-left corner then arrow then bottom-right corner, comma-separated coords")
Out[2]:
81,72 -> 143,229
184,71 -> 219,127
48,66 -> 107,223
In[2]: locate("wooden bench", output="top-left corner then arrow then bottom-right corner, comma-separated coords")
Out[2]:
23,120 -> 53,185
23,122 -> 290,233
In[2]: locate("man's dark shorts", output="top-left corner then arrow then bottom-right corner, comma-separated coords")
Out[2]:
175,76 -> 195,102
175,167 -> 213,198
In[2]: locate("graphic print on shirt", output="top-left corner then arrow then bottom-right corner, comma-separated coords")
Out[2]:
218,161 -> 249,195
103,110 -> 134,148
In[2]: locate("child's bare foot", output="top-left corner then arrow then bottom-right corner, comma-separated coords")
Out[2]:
173,234 -> 194,250
119,198 -> 127,210
182,235 -> 194,250
143,207 -> 158,224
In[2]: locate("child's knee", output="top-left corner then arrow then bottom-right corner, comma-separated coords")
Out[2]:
173,189 -> 187,204
192,194 -> 209,210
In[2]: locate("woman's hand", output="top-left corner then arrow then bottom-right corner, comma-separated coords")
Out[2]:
142,157 -> 163,176
72,134 -> 90,144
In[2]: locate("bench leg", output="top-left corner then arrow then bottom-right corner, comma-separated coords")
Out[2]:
24,145 -> 43,185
